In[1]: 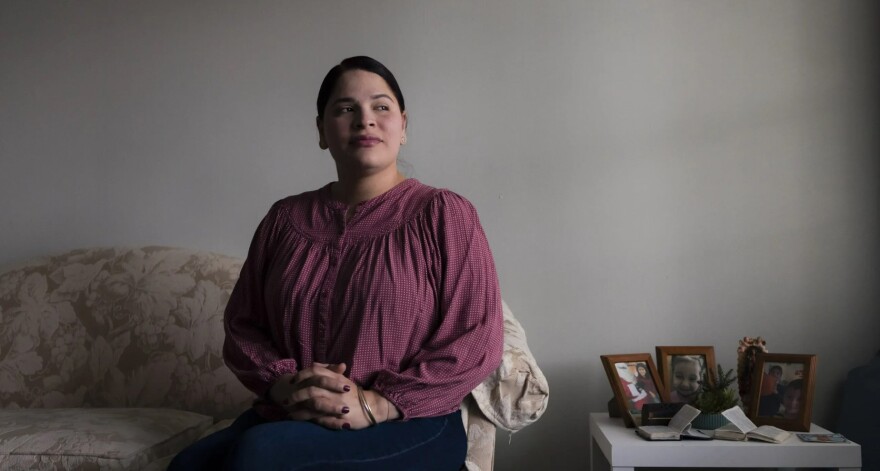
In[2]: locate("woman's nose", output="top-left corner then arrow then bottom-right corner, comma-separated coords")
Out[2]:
354,109 -> 376,128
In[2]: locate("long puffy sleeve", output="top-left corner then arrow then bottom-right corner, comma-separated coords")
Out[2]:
370,191 -> 504,419
223,203 -> 299,398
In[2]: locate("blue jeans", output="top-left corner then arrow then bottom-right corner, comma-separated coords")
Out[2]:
167,409 -> 467,471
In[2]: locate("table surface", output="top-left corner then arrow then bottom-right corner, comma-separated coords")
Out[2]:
590,412 -> 862,470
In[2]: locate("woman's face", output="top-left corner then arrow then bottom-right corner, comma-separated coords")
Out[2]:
317,69 -> 407,179
672,361 -> 701,398
637,365 -> 647,377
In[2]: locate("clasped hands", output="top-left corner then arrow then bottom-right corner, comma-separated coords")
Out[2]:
268,362 -> 399,430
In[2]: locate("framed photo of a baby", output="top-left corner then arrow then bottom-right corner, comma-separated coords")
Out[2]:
746,353 -> 816,432
600,354 -> 669,427
655,346 -> 716,405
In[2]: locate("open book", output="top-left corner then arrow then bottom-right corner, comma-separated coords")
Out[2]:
712,406 -> 792,443
636,404 -> 712,440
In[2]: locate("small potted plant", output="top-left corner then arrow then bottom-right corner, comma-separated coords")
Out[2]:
692,364 -> 740,429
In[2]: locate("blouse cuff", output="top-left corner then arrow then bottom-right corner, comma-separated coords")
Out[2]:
369,383 -> 410,421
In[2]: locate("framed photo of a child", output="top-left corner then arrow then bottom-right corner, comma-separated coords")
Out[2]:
746,353 -> 816,432
600,354 -> 669,427
655,346 -> 716,405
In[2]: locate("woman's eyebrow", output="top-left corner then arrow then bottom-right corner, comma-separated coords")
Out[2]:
331,94 -> 394,105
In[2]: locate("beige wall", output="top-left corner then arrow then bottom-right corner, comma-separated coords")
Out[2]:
2,1 -> 878,468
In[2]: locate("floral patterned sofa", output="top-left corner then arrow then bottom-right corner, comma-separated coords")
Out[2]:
0,247 -> 548,470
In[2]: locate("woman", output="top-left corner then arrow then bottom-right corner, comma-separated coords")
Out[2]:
634,363 -> 659,403
169,56 -> 504,470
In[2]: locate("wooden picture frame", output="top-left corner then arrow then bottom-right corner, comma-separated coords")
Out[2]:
746,353 -> 817,432
600,353 -> 669,427
655,346 -> 717,405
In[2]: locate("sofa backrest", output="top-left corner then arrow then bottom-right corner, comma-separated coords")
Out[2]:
0,247 -> 253,419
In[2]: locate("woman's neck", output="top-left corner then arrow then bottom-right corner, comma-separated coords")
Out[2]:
331,169 -> 406,207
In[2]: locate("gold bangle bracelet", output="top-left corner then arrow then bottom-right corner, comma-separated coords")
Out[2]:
357,386 -> 377,426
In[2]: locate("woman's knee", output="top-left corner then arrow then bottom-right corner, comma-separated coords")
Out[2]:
167,442 -> 220,471
224,423 -> 308,470
167,409 -> 262,471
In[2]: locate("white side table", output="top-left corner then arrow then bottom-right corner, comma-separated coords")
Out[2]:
590,412 -> 861,471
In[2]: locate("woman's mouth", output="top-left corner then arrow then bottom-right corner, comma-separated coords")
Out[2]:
352,136 -> 382,147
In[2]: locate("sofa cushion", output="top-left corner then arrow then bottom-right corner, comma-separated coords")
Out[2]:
0,247 -> 254,420
0,408 -> 212,470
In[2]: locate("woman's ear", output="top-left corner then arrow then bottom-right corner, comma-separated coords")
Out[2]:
400,111 -> 408,145
316,116 -> 328,150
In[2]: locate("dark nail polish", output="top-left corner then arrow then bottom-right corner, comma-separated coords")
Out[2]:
342,406 -> 350,414
342,423 -> 351,430
343,385 -> 351,392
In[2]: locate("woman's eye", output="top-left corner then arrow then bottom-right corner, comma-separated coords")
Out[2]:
375,105 -> 390,111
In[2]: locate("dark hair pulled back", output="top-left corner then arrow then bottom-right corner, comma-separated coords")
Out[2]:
316,56 -> 405,119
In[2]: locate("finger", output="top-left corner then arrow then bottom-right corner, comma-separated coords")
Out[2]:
288,407 -> 321,422
289,386 -> 354,414
288,400 -> 350,421
320,363 -> 351,391
293,372 -> 352,394
291,368 -> 318,384
312,415 -> 354,431
290,385 -> 334,404
291,376 -> 335,394
290,391 -> 352,416
291,364 -> 338,385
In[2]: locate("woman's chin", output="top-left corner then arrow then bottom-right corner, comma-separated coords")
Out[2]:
335,153 -> 396,173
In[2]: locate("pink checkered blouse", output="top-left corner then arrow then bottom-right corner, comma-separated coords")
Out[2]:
223,179 -> 503,420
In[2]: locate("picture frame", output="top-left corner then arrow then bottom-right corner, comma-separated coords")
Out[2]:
600,353 -> 669,427
655,346 -> 716,405
746,353 -> 817,432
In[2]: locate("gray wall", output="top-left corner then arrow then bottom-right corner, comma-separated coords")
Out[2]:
2,1 -> 878,469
